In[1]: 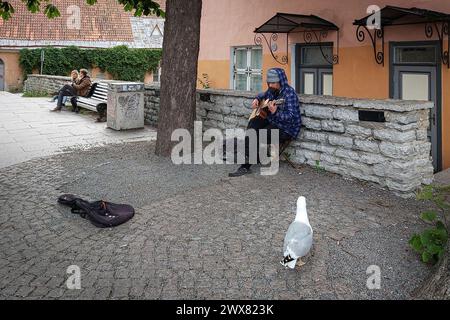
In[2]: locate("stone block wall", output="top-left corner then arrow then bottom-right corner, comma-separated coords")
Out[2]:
23,74 -> 120,95
290,96 -> 434,197
143,85 -> 434,197
24,75 -> 72,94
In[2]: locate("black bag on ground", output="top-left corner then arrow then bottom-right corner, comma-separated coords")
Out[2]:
58,194 -> 135,228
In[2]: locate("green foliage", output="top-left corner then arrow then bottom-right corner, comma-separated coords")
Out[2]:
0,1 -> 14,20
1,0 -> 164,20
198,73 -> 210,89
410,185 -> 449,265
19,46 -> 162,82
314,160 -> 325,173
22,90 -> 50,97
421,210 -> 438,223
43,4 -> 60,19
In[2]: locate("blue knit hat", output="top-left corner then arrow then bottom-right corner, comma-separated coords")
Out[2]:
266,68 -> 280,83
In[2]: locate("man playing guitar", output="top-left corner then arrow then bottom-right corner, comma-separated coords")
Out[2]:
228,68 -> 302,177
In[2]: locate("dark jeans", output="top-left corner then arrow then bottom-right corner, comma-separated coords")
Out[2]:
57,84 -> 77,108
241,117 -> 292,169
96,104 -> 107,119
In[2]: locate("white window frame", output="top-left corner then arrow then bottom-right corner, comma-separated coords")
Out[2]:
232,46 -> 262,91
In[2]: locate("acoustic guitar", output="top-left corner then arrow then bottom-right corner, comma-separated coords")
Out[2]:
249,98 -> 285,120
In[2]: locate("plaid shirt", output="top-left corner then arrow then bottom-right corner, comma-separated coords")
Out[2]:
255,68 -> 301,138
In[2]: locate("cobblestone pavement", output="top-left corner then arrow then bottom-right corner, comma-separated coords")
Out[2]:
0,142 -> 434,300
0,92 -> 156,169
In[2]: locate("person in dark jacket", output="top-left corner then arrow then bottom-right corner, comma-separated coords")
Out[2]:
228,68 -> 301,177
51,69 -> 92,113
49,70 -> 79,106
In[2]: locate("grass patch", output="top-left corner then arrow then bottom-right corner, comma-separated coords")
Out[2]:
22,90 -> 51,97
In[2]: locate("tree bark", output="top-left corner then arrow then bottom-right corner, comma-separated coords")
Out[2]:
155,0 -> 202,157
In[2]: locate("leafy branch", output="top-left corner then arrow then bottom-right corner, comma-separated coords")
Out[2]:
197,73 -> 210,89
410,185 -> 449,265
0,0 -> 165,20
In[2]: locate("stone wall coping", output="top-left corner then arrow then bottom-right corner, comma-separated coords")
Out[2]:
26,74 -> 137,84
26,74 -> 71,81
143,84 -> 433,112
29,76 -> 432,112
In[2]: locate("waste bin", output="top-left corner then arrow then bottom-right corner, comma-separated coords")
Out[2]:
107,82 -> 145,130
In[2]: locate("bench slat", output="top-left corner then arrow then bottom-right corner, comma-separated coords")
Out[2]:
90,96 -> 107,102
77,82 -> 109,112
93,92 -> 107,98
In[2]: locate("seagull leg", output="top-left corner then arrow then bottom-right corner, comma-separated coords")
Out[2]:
297,258 -> 306,267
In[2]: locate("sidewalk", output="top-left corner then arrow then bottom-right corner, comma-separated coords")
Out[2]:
0,92 -> 156,169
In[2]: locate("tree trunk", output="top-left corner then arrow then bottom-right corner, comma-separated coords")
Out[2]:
155,0 -> 202,157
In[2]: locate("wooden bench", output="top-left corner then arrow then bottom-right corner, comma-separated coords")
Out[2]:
76,82 -> 108,112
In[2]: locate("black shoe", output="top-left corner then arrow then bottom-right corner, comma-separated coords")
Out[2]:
74,108 -> 80,114
50,106 -> 62,112
228,166 -> 251,177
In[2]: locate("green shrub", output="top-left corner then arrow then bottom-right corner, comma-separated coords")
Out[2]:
22,90 -> 50,97
410,185 -> 449,265
19,46 -> 162,82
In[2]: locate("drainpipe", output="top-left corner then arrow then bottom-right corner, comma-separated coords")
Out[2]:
40,50 -> 44,75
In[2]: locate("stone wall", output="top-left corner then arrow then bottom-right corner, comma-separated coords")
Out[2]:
23,74 -> 127,94
143,85 -> 434,197
24,75 -> 72,94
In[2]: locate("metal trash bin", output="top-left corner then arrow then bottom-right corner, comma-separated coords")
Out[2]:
107,82 -> 145,130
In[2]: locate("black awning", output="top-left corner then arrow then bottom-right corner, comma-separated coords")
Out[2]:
353,5 -> 450,27
253,12 -> 340,66
254,12 -> 339,34
353,6 -> 450,67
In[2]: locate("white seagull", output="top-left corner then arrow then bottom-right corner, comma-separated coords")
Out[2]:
281,196 -> 313,269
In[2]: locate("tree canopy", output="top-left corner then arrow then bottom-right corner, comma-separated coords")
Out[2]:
0,0 -> 165,20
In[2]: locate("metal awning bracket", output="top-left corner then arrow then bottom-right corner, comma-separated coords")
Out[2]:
355,25 -> 385,66
254,32 -> 289,65
425,21 -> 450,68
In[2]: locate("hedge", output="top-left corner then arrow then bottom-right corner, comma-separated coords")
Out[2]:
19,45 -> 162,82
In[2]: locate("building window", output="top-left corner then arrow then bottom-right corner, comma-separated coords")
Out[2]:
394,46 -> 437,64
296,44 -> 333,95
232,46 -> 262,92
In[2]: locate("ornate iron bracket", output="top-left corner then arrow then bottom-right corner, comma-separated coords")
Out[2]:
302,29 -> 340,64
356,25 -> 385,66
254,32 -> 289,65
425,21 -> 450,68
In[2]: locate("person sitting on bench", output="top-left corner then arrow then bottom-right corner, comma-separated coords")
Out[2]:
49,70 -> 79,107
51,69 -> 92,113
228,68 -> 301,177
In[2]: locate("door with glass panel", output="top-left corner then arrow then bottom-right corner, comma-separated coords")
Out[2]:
232,47 -> 262,92
299,68 -> 333,95
296,44 -> 333,95
391,42 -> 441,172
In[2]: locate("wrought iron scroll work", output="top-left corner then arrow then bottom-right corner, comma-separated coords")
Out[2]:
254,32 -> 289,65
302,29 -> 339,64
356,25 -> 385,66
425,21 -> 450,68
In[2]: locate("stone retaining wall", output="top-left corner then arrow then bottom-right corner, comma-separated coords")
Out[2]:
24,75 -> 73,94
144,84 -> 434,197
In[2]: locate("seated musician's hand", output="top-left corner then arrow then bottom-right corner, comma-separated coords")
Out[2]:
251,99 -> 259,109
268,101 -> 277,113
